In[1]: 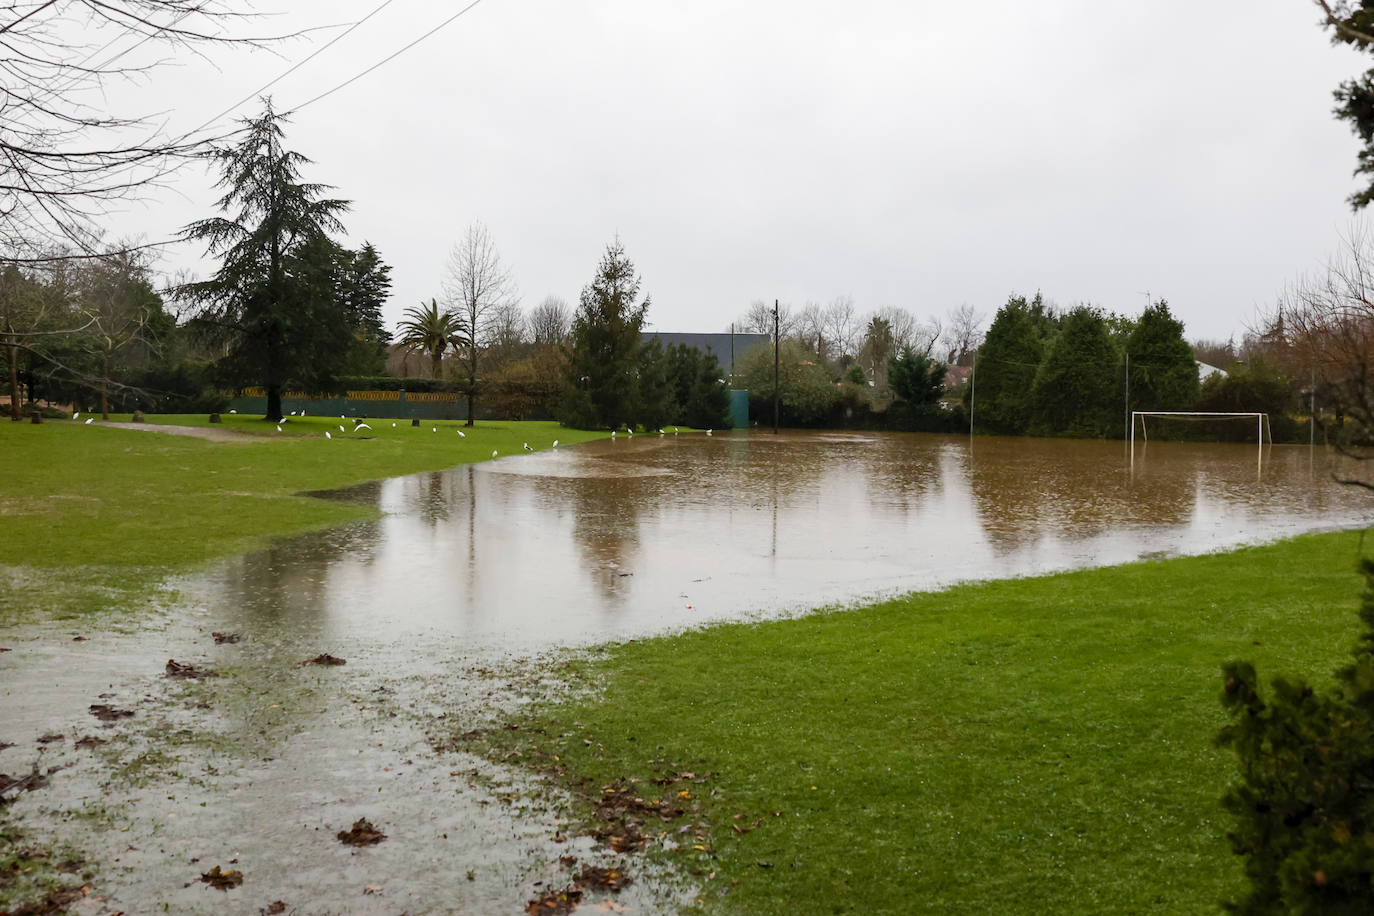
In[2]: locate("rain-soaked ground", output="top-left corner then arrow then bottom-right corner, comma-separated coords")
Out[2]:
2,430 -> 1371,913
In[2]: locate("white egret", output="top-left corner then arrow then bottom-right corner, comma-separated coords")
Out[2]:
290,410 -> 297,416
552,439 -> 559,448
73,411 -> 79,419
229,409 -> 237,414
457,429 -> 465,438
522,442 -> 533,451
325,431 -> 331,439
84,417 -> 93,424
276,425 -> 282,432
491,449 -> 498,458
432,427 -> 437,432
354,423 -> 371,432
301,410 -> 306,416
706,429 -> 713,436
338,425 -> 345,432
610,430 -> 616,439
391,422 -> 396,427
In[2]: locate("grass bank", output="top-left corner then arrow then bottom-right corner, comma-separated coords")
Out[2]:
0,415 -> 604,618
469,530 -> 1371,914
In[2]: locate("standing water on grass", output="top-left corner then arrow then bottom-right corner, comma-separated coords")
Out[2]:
3,430 -> 1371,914
204,431 -> 1371,648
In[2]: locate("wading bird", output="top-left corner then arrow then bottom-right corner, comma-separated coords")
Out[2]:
325,431 -> 331,439
491,449 -> 498,458
523,442 -> 533,451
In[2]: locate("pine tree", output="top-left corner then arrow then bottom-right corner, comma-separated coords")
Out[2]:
969,293 -> 1057,434
560,240 -> 650,429
1029,306 -> 1119,437
180,100 -> 351,421
1126,300 -> 1198,412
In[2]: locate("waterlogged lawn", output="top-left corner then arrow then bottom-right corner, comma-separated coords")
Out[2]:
0,415 -> 601,569
479,531 -> 1371,914
0,416 -> 604,621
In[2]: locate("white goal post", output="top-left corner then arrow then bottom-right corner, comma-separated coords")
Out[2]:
1130,411 -> 1272,457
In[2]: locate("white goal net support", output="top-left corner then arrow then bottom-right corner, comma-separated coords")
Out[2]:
1130,411 -> 1272,459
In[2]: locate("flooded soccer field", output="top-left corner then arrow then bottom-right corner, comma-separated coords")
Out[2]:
1,431 -> 1369,913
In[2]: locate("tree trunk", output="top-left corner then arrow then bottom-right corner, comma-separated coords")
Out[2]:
266,384 -> 282,422
432,353 -> 441,380
100,350 -> 111,420
465,351 -> 475,427
6,335 -> 20,421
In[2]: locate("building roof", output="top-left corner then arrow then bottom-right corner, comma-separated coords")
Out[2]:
642,331 -> 772,376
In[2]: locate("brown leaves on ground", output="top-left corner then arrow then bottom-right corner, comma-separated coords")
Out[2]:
525,887 -> 582,915
73,736 -> 105,749
337,818 -> 386,846
0,768 -> 49,804
212,631 -> 240,644
260,901 -> 288,915
576,865 -> 632,892
300,654 -> 346,667
526,864 -> 633,914
198,865 -> 243,890
0,884 -> 88,915
165,659 -> 215,679
87,704 -> 132,722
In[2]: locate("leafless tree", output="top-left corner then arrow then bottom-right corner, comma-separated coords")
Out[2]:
529,295 -> 570,346
443,221 -> 517,426
823,296 -> 859,359
941,304 -> 986,366
796,300 -> 826,357
737,299 -> 798,339
1274,225 -> 1374,485
484,300 -> 527,372
77,244 -> 163,418
0,1 -> 298,264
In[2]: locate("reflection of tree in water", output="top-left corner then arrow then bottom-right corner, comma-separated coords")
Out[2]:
965,438 -> 1193,552
558,469 -> 653,605
212,515 -> 386,633
840,433 -> 944,512
412,470 -> 458,527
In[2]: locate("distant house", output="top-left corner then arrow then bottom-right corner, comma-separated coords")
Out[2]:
641,331 -> 771,378
944,366 -> 972,389
1196,360 -> 1228,382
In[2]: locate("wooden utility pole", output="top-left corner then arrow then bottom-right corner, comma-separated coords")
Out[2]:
773,299 -> 780,434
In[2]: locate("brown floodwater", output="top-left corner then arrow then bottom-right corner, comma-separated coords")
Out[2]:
2,430 -> 1370,914
200,431 -> 1372,649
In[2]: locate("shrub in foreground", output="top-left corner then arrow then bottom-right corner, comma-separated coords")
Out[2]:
1218,559 -> 1374,914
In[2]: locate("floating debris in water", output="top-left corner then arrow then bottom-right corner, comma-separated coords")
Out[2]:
198,865 -> 243,890
337,818 -> 386,846
212,631 -> 241,645
165,659 -> 215,679
88,704 -> 133,722
300,654 -> 346,667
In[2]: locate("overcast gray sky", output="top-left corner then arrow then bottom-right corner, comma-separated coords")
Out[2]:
106,0 -> 1369,344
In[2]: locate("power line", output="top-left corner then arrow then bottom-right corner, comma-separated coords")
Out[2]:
185,0 -> 405,141
284,0 -> 489,116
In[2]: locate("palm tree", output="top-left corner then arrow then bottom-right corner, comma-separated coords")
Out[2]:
397,298 -> 466,379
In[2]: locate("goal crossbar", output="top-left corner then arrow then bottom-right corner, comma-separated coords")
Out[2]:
1130,411 -> 1272,456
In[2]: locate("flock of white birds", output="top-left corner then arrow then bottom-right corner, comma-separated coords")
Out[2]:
72,409 -> 707,455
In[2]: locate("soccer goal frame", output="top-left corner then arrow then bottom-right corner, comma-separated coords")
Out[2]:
1130,411 -> 1272,458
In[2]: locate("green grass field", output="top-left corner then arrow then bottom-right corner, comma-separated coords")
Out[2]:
472,531 -> 1371,914
0,414 -> 602,569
